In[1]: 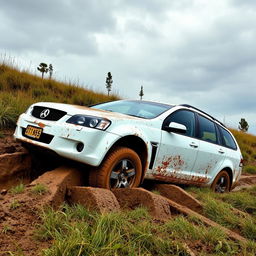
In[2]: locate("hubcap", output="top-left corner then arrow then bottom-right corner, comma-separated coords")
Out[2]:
110,159 -> 136,188
215,176 -> 227,193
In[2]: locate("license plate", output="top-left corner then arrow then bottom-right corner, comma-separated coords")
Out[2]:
25,125 -> 42,139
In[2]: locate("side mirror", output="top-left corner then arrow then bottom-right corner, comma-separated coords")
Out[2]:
164,122 -> 187,134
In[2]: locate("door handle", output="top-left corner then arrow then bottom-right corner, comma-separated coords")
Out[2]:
189,142 -> 198,148
218,149 -> 225,154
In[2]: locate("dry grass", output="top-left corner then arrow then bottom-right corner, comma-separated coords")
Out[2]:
230,129 -> 256,173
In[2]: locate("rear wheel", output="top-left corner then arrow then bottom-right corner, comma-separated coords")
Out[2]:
211,170 -> 231,193
89,147 -> 142,189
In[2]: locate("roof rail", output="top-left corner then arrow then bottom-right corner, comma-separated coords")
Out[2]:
179,104 -> 226,128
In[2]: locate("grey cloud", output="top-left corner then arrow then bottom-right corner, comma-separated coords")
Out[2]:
0,0 -> 116,55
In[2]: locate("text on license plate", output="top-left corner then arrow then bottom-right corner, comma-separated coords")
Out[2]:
25,125 -> 42,139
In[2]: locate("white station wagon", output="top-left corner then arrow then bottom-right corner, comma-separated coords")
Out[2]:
14,100 -> 243,192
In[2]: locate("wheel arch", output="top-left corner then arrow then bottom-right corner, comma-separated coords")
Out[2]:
106,135 -> 148,184
222,167 -> 233,188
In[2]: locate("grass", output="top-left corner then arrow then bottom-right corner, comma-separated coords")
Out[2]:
36,205 -> 188,256
243,165 -> 256,174
10,200 -> 21,210
230,129 -> 256,170
186,186 -> 256,241
9,183 -> 25,194
32,204 -> 256,256
1,224 -> 12,234
220,186 -> 256,215
31,184 -> 48,195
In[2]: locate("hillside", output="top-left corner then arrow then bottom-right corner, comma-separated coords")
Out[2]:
0,63 -> 118,130
230,129 -> 256,174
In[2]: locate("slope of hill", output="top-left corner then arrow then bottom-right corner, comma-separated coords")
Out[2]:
0,63 -> 118,129
230,129 -> 256,174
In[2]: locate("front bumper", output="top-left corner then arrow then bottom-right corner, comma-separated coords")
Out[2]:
14,114 -> 121,167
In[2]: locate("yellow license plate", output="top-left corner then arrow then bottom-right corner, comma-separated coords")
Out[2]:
25,125 -> 42,139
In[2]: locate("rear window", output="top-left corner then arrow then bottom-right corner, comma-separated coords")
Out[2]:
219,126 -> 237,150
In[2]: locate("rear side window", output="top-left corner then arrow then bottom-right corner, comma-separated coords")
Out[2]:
164,110 -> 196,137
197,115 -> 217,143
219,126 -> 237,150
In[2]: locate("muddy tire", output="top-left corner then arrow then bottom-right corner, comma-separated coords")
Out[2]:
211,170 -> 231,193
89,147 -> 142,189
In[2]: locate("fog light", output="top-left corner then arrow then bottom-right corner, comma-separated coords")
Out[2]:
76,142 -> 84,152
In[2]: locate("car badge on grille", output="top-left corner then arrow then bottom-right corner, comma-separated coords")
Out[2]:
40,109 -> 50,119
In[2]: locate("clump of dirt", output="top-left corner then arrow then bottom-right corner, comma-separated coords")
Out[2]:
113,188 -> 171,220
0,130 -> 25,155
0,187 -> 51,255
233,175 -> 256,191
67,186 -> 120,213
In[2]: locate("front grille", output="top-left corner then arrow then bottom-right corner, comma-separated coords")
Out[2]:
22,128 -> 54,144
31,106 -> 67,121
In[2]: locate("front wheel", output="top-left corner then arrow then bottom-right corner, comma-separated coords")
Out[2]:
89,147 -> 142,189
211,170 -> 231,193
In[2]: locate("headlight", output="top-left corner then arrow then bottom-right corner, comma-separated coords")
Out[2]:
66,115 -> 111,130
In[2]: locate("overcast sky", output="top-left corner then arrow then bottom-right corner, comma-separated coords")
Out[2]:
0,0 -> 256,133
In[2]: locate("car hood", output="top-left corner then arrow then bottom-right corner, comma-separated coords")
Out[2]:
32,102 -> 143,121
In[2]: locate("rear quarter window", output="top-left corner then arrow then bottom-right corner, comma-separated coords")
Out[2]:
197,115 -> 217,143
219,126 -> 237,150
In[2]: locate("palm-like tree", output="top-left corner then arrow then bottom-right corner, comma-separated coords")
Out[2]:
37,63 -> 49,79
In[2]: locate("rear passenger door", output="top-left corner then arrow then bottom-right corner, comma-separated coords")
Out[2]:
191,114 -> 226,183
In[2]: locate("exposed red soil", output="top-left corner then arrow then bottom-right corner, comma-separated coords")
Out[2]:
0,188 -> 51,255
0,167 -> 83,255
0,130 -> 25,155
113,188 -> 172,220
67,186 -> 120,213
152,184 -> 203,213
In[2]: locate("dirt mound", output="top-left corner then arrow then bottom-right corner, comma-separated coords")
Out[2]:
233,174 -> 256,191
152,184 -> 203,213
0,152 -> 32,190
0,187 -> 51,255
113,188 -> 171,220
0,166 -> 83,255
67,186 -> 120,213
0,130 -> 25,155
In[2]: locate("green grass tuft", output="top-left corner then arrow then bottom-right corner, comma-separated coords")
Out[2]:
10,183 -> 25,194
31,184 -> 48,195
243,165 -> 256,174
10,200 -> 21,210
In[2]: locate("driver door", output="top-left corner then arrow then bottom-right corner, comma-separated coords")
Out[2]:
152,110 -> 199,183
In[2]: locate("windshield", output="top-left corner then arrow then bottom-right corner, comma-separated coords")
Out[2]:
92,100 -> 173,119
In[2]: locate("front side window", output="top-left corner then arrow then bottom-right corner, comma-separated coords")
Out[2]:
197,115 -> 217,143
219,126 -> 237,150
164,110 -> 196,137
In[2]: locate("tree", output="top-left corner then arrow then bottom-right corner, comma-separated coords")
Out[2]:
238,118 -> 249,132
37,63 -> 48,79
106,72 -> 113,96
139,86 -> 144,100
49,64 -> 53,79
